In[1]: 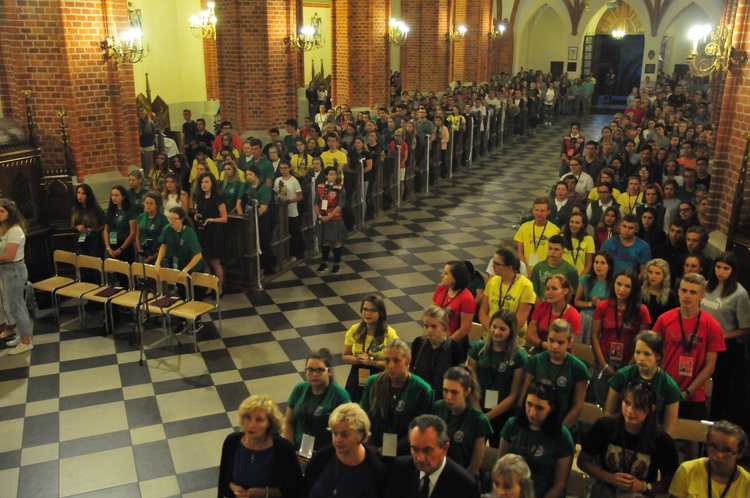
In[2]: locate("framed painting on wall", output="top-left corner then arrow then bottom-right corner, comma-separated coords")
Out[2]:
567,62 -> 577,72
568,47 -> 578,60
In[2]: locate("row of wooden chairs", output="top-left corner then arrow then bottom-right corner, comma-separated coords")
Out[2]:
30,250 -> 222,352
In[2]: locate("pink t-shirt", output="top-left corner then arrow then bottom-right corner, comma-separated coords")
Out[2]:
531,301 -> 582,342
593,300 -> 651,364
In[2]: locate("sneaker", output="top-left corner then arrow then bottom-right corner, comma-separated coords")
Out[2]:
331,265 -> 341,274
8,341 -> 33,355
317,263 -> 329,272
6,336 -> 21,347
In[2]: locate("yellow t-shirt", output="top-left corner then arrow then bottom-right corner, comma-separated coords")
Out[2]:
189,157 -> 221,182
483,275 -> 536,338
588,188 -> 621,201
344,324 -> 399,360
616,191 -> 643,214
514,220 -> 561,272
669,458 -> 750,498
291,154 -> 312,177
563,235 -> 596,276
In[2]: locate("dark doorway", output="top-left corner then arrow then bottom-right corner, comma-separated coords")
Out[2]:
550,61 -> 564,78
595,34 -> 645,104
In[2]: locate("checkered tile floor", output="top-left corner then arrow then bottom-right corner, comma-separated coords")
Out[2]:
0,116 -> 611,497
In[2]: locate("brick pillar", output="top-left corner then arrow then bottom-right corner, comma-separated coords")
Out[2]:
0,0 -> 139,181
215,0 -> 298,132
401,0 -> 451,92
331,0 -> 391,108
496,19 -> 514,74
464,0 -> 493,83
200,0 -> 219,101
451,0 -> 467,83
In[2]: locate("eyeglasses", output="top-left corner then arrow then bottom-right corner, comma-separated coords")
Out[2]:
305,367 -> 329,375
168,217 -> 180,222
707,443 -> 739,456
492,261 -> 508,267
626,379 -> 654,393
679,207 -> 693,212
597,190 -> 610,195
362,307 -> 378,314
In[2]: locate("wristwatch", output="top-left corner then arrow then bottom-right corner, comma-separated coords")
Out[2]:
644,481 -> 652,492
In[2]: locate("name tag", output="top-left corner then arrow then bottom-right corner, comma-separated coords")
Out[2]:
609,342 -> 624,362
382,433 -> 398,457
678,356 -> 694,377
299,434 -> 315,459
321,199 -> 329,211
109,232 -> 118,245
358,368 -> 370,387
78,233 -> 87,243
528,252 -> 539,267
484,389 -> 499,409
172,257 -> 179,269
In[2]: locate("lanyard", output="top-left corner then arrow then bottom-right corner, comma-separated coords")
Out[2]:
360,332 -> 377,355
500,275 -> 517,307
708,462 -> 737,498
547,303 -> 568,332
532,222 -> 548,251
678,311 -> 702,352
570,239 -> 582,265
440,287 -> 456,309
612,302 -> 626,341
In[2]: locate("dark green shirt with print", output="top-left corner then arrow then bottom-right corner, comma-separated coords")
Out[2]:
158,225 -> 205,272
136,212 -> 169,248
107,209 -> 136,243
469,343 -> 528,403
432,401 -> 492,470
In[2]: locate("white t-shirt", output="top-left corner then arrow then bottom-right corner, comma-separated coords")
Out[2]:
274,176 -> 302,218
561,171 -> 594,196
0,225 -> 25,261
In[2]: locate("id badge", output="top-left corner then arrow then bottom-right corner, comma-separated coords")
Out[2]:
299,434 -> 315,459
484,389 -> 499,409
321,199 -> 329,211
109,232 -> 118,245
678,356 -> 694,377
528,252 -> 539,267
358,368 -> 370,387
172,257 -> 179,269
567,148 -> 576,157
78,233 -> 87,243
382,433 -> 398,457
609,342 -> 624,362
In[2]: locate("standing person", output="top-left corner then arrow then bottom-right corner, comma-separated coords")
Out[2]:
468,309 -> 527,448
0,200 -> 34,355
522,319 -> 590,433
193,172 -> 227,296
135,192 -> 168,264
138,108 -> 156,172
669,420 -> 750,497
162,173 -> 190,213
601,213 -> 652,279
578,382 -> 679,497
127,169 -> 148,214
514,197 -> 561,277
590,269 -> 652,404
238,165 -> 277,277
387,129 -> 409,200
360,339 -> 433,458
274,160 -> 305,261
526,275 -> 582,351
432,366 -> 492,477
103,185 -> 137,269
499,380 -> 575,498
605,331 -> 682,436
220,162 -> 243,213
342,295 -> 399,403
314,167 -> 347,274
432,261 -> 475,352
574,250 -> 614,318
384,415 -> 480,498
217,395 -> 304,498
71,183 -> 106,264
304,403 -> 387,498
283,349 -> 350,461
641,258 -> 679,324
560,122 -> 585,177
701,252 -> 750,425
411,306 -> 465,399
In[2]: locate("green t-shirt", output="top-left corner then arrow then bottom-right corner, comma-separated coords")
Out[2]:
530,259 -> 580,297
500,416 -> 575,498
287,381 -> 351,451
525,351 -> 591,425
608,364 -> 683,421
249,157 -> 274,185
360,373 -> 433,448
221,180 -> 242,209
158,225 -> 205,272
467,274 -> 485,298
240,181 -> 273,208
468,343 -> 527,405
136,212 -> 169,247
107,209 -> 136,243
432,401 -> 492,470
128,188 -> 148,214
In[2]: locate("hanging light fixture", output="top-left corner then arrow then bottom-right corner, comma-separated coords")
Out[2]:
388,18 -> 410,46
100,2 -> 148,64
446,25 -> 467,43
489,24 -> 506,40
285,26 -> 320,52
190,2 -> 217,40
612,29 -> 626,39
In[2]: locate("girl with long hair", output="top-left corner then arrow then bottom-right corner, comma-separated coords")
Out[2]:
71,184 -> 106,262
594,206 -> 621,251
0,200 -> 33,354
578,382 -> 679,496
291,137 -> 312,178
527,274 -> 582,350
641,259 -> 678,324
162,173 -> 189,213
468,309 -> 527,447
575,250 -> 614,317
561,213 -> 595,276
103,185 -> 137,267
193,172 -> 227,296
410,306 -> 465,399
148,152 -> 170,191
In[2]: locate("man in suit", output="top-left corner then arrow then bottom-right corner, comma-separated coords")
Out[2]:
385,415 -> 479,498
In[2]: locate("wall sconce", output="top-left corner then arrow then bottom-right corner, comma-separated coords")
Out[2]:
284,26 -> 321,52
100,2 -> 148,64
446,25 -> 467,42
686,24 -> 747,77
489,24 -> 506,40
190,1 -> 217,40
388,18 -> 410,46
612,29 -> 626,39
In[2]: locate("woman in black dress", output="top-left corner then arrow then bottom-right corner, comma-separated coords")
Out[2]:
193,172 -> 227,296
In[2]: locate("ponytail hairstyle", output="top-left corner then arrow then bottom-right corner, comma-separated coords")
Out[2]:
519,379 -> 562,436
443,365 -> 480,408
413,306 -> 448,371
369,339 -> 411,418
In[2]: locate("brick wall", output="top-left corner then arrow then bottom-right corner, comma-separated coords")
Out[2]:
401,0 -> 451,92
201,0 -> 219,101
215,0 -> 298,133
0,0 -> 139,181
464,0 -> 492,83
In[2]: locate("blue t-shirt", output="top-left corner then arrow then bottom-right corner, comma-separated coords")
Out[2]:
578,274 -> 610,317
601,237 -> 652,274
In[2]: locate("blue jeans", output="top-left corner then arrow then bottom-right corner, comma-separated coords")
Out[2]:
0,261 -> 32,338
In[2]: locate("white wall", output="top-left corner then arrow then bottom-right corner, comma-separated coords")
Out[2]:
517,5 -> 569,75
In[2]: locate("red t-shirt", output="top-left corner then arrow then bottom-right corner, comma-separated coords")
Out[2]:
593,300 -> 651,364
432,285 -> 475,338
531,301 -> 582,342
652,308 -> 725,401
388,141 -> 409,169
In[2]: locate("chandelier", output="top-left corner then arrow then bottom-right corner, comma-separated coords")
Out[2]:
100,2 -> 148,64
190,2 -> 217,40
284,26 -> 322,52
686,24 -> 747,77
446,25 -> 467,43
612,29 -> 626,39
489,24 -> 506,40
388,18 -> 410,46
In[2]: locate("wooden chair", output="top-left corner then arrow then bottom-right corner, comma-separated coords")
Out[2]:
141,267 -> 187,341
571,342 -> 595,369
168,272 -> 222,353
31,250 -> 76,323
109,263 -> 157,336
54,255 -> 104,328
80,259 -> 130,332
468,322 -> 484,346
566,469 -> 591,498
479,445 -> 499,473
672,418 -> 710,444
579,402 -> 604,425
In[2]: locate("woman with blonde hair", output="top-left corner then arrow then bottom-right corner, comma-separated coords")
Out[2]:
492,454 -> 535,498
641,258 -> 678,324
218,394 -> 303,497
410,305 -> 465,398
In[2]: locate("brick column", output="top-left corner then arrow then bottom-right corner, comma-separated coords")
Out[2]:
464,0 -> 493,83
0,0 -> 139,181
401,0 -> 451,92
215,0 -> 298,132
330,0 -> 390,108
